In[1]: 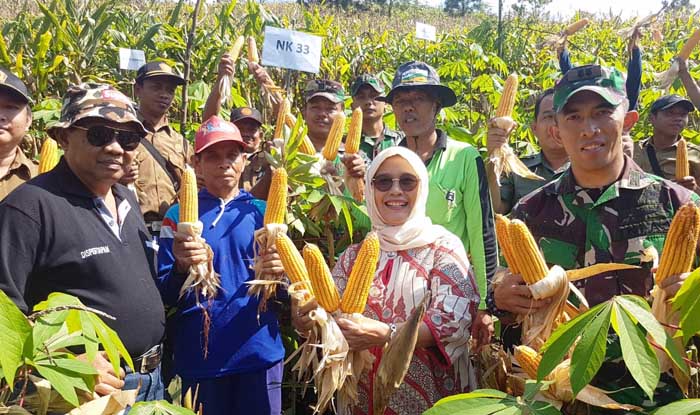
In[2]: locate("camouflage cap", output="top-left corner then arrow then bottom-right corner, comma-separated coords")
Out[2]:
0,66 -> 32,104
47,83 -> 147,139
303,79 -> 345,104
553,65 -> 626,113
230,106 -> 263,125
135,61 -> 185,86
380,61 -> 457,107
350,74 -> 385,97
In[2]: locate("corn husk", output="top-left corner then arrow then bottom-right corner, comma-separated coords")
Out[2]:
657,29 -> 700,90
247,223 -> 288,310
617,13 -> 657,39
219,35 -> 245,107
337,317 -> 375,415
489,117 -> 544,185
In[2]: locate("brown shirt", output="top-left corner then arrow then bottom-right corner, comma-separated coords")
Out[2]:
633,137 -> 700,194
134,116 -> 193,220
0,148 -> 38,201
240,150 -> 270,192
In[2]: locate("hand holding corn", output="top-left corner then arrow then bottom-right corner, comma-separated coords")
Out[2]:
337,315 -> 393,351
493,270 -> 550,315
173,231 -> 209,274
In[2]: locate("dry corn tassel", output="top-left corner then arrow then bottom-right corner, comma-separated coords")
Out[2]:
248,168 -> 289,311
542,18 -> 589,49
344,108 -> 365,202
490,74 -> 543,185
513,346 -> 639,411
657,29 -> 700,90
218,35 -> 245,106
38,138 -> 60,174
304,244 -> 340,312
177,166 -> 220,358
651,203 -> 700,392
676,138 -> 690,180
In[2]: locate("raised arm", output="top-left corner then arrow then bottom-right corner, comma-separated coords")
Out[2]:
202,54 -> 235,122
679,58 -> 700,109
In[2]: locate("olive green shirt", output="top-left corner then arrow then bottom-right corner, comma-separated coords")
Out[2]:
499,152 -> 569,214
633,137 -> 700,194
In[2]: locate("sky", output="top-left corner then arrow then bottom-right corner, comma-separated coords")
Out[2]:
450,0 -> 699,18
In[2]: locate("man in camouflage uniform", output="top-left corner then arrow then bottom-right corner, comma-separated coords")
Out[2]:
349,74 -> 403,160
0,67 -> 36,201
633,94 -> 699,194
490,65 -> 698,410
486,88 -> 570,214
125,61 -> 192,234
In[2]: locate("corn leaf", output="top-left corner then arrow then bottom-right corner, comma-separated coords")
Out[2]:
672,267 -> 700,343
569,302 -> 611,397
0,289 -> 32,388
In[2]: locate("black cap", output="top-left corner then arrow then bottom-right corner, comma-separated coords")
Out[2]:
230,107 -> 262,125
0,67 -> 32,104
650,94 -> 695,114
379,61 -> 456,107
135,61 -> 185,85
350,74 -> 385,97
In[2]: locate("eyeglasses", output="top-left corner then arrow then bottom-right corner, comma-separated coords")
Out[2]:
72,125 -> 143,151
371,174 -> 419,192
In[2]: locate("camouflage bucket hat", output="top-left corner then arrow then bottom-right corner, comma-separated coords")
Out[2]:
0,67 -> 32,104
304,79 -> 345,104
135,61 -> 185,86
47,83 -> 147,139
553,65 -> 626,113
350,74 -> 385,97
380,61 -> 457,107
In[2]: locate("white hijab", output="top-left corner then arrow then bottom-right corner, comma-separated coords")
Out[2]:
365,147 -> 452,252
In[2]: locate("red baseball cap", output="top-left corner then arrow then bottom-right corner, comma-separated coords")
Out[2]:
195,115 -> 245,154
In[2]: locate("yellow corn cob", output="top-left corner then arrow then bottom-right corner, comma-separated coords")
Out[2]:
340,232 -> 380,314
247,36 -> 260,64
229,35 -> 245,61
179,166 -> 198,223
322,112 -> 346,161
273,99 -> 289,140
563,18 -> 589,36
496,74 -> 518,118
344,107 -> 363,154
508,219 -> 549,284
299,135 -> 316,155
276,233 -> 313,294
38,138 -> 60,174
303,244 -> 340,312
264,168 -> 288,225
656,203 -> 700,284
679,29 -> 700,60
514,345 -> 542,379
495,215 -> 519,274
677,138 -> 690,180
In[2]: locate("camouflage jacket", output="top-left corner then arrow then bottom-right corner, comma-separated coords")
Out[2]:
499,151 -> 569,214
511,156 -> 699,306
358,125 -> 403,161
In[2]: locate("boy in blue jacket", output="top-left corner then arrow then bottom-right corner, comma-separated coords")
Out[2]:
157,116 -> 285,414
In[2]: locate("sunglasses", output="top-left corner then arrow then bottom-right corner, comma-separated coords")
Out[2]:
371,174 -> 419,192
73,125 -> 143,151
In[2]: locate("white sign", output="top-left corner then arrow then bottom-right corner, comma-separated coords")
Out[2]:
415,22 -> 437,42
119,48 -> 146,71
261,26 -> 322,74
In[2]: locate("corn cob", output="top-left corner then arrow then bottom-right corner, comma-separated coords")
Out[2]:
495,74 -> 518,118
276,233 -> 313,294
303,244 -> 340,312
264,168 -> 288,225
179,166 -> 198,223
340,232 -> 380,314
344,108 -> 363,154
514,345 -> 542,379
508,219 -> 549,284
273,99 -> 289,140
38,138 -> 60,174
322,112 -> 347,161
656,203 -> 700,284
495,215 -> 519,274
679,29 -> 700,60
229,35 -> 245,61
563,18 -> 590,36
247,36 -> 260,64
677,138 -> 690,180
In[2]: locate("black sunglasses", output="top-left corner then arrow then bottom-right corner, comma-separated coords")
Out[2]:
73,125 -> 143,151
372,173 -> 419,192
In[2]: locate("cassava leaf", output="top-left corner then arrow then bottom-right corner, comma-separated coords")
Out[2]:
569,301 -> 611,397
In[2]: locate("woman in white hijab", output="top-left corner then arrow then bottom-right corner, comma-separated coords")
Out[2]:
293,147 -> 480,414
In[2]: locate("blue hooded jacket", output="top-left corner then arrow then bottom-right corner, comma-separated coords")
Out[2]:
157,189 -> 284,379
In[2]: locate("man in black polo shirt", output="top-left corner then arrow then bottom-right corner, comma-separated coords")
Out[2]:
0,83 -> 166,401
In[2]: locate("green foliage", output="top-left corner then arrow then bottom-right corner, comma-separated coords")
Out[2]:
423,383 -> 560,414
673,267 -> 700,343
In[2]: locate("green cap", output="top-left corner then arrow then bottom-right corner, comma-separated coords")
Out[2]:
303,79 -> 345,104
553,65 -> 626,113
350,74 -> 384,97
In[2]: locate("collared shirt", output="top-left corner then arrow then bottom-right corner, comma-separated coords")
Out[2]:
359,125 -> 403,160
633,137 -> 700,193
499,152 -> 570,213
0,159 -> 165,357
134,114 -> 193,220
509,156 -> 699,306
240,150 -> 269,192
0,147 -> 37,201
